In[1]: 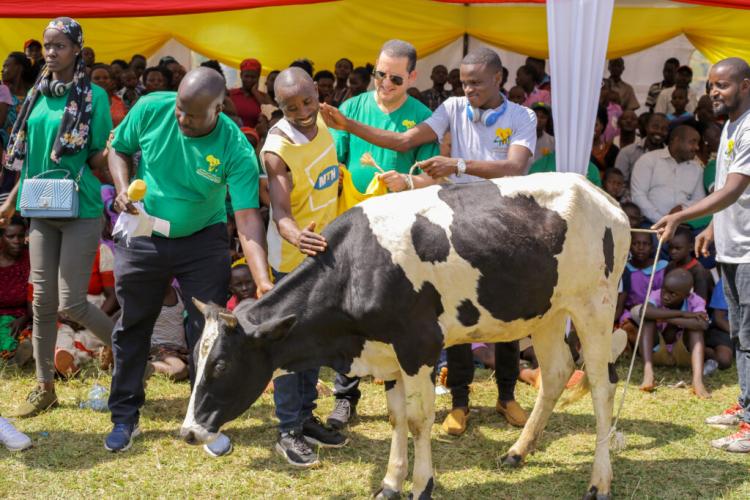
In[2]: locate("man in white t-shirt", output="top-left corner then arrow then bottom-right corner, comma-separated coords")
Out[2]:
655,57 -> 750,453
321,47 -> 536,436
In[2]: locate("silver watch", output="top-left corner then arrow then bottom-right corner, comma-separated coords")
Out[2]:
456,158 -> 467,176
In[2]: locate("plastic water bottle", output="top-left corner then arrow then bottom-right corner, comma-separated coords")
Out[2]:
80,383 -> 109,412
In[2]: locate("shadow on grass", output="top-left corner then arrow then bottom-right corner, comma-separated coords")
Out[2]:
232,411 -> 697,497
12,429 -> 177,470
437,457 -> 744,499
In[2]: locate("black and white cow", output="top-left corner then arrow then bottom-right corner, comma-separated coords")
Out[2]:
181,173 -> 630,499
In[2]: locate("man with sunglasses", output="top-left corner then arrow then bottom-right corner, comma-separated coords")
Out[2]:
321,47 -> 537,436
325,39 -> 439,431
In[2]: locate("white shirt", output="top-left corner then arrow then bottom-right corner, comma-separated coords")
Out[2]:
653,88 -> 698,115
424,96 -> 537,183
715,108 -> 750,263
630,147 -> 706,223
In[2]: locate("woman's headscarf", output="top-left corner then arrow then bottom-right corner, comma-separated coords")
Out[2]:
4,17 -> 93,170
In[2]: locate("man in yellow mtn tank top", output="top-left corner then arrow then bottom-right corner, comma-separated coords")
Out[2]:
260,67 -> 347,468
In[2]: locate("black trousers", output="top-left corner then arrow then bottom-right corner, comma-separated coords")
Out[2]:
447,341 -> 519,408
108,223 -> 230,424
333,373 -> 361,404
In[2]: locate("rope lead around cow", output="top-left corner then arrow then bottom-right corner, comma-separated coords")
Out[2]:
604,228 -> 664,452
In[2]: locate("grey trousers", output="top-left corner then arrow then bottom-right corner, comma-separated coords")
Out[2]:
29,217 -> 114,382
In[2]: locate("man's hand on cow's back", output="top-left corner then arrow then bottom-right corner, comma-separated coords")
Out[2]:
297,221 -> 328,256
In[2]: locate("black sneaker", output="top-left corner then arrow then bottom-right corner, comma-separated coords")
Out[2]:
303,415 -> 349,448
326,399 -> 357,430
275,430 -> 319,468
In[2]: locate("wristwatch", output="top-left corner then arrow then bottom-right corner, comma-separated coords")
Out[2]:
456,158 -> 467,176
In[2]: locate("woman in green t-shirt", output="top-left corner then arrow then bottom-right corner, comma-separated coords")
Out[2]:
0,17 -> 114,418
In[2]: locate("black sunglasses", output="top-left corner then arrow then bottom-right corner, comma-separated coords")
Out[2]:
373,70 -> 405,86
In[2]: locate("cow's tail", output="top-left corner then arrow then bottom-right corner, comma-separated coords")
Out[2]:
558,328 -> 628,407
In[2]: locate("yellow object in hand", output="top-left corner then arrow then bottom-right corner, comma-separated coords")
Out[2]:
127,179 -> 147,201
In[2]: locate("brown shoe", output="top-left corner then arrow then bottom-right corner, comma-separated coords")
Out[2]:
496,400 -> 528,427
10,387 -> 59,418
442,407 -> 469,436
99,346 -> 114,371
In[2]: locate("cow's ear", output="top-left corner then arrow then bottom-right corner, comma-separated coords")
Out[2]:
251,314 -> 296,343
218,311 -> 238,329
193,298 -> 209,315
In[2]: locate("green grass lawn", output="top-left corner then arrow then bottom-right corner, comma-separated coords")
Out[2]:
1,361 -> 749,499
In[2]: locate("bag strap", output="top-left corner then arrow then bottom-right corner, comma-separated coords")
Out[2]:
30,165 -> 86,184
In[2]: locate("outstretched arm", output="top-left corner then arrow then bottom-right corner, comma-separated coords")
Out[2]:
320,103 -> 438,153
419,145 -> 531,180
653,172 -> 750,241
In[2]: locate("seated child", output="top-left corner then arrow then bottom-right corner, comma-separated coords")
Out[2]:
632,268 -> 710,398
149,284 -> 189,381
226,262 -> 257,311
621,201 -> 644,229
602,167 -> 630,203
619,231 -> 668,347
666,225 -> 712,301
704,278 -> 733,372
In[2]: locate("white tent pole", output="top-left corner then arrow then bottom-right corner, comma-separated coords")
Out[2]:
547,0 -> 615,175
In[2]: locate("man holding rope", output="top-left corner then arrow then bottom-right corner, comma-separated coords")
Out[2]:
655,57 -> 750,453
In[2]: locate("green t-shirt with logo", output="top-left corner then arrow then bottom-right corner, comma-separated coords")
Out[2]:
17,83 -> 112,218
332,91 -> 439,192
110,92 -> 259,238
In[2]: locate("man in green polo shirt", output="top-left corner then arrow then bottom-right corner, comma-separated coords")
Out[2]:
104,68 -> 271,455
326,39 -> 439,430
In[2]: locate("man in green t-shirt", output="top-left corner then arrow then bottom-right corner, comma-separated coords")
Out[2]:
327,40 -> 440,430
105,68 -> 271,456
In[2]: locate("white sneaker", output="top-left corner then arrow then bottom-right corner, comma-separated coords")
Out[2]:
711,422 -> 750,452
203,432 -> 232,457
0,417 -> 32,451
705,403 -> 744,429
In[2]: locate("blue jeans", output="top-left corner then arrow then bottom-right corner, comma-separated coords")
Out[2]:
271,270 -> 320,432
720,263 -> 750,424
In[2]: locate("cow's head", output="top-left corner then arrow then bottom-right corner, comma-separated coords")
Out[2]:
180,298 -> 296,445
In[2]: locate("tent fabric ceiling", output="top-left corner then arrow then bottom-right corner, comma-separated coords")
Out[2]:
0,1 -> 330,18
0,0 -> 748,70
1,0 -> 749,18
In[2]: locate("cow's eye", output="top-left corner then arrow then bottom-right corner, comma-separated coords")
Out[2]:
212,360 -> 227,377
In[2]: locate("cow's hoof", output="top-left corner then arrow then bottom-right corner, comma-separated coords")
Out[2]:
500,453 -> 524,467
582,486 -> 611,500
374,487 -> 401,499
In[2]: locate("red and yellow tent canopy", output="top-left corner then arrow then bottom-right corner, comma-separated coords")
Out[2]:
1,0 -> 749,71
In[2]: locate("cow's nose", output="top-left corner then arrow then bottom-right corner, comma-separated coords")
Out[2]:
181,428 -> 198,445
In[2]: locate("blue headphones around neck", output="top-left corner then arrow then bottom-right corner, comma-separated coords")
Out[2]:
466,96 -> 508,127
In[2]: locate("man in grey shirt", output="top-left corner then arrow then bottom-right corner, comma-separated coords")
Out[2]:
655,57 -> 750,454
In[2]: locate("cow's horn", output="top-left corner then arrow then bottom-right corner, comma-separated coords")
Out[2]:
219,312 -> 238,328
192,298 -> 209,314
